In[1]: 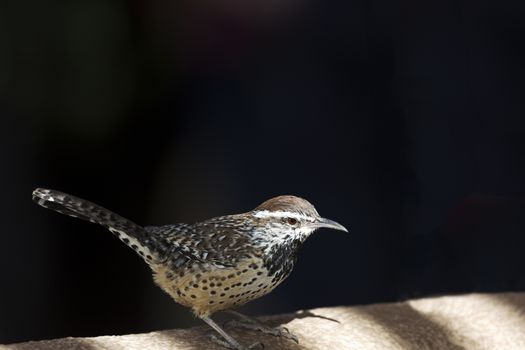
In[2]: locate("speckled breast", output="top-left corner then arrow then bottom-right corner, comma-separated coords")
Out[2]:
152,258 -> 287,316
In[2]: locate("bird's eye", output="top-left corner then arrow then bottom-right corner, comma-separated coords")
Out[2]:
287,217 -> 298,225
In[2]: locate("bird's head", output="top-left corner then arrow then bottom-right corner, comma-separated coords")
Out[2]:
249,195 -> 347,244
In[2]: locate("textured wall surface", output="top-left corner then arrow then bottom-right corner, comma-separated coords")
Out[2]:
3,293 -> 525,350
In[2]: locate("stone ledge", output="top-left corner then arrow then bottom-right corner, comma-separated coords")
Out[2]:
2,293 -> 525,350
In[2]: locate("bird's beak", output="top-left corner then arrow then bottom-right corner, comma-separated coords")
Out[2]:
310,217 -> 348,232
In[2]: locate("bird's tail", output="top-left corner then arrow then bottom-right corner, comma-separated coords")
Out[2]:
32,188 -> 161,264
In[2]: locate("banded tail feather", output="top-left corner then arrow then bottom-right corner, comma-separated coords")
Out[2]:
32,188 -> 161,263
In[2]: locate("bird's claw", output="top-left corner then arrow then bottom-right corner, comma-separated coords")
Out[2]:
207,332 -> 234,349
225,319 -> 299,344
265,325 -> 299,343
207,330 -> 264,350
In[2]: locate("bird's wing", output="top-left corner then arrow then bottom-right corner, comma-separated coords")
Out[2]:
146,219 -> 257,269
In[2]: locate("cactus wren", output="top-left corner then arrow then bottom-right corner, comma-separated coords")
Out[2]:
32,188 -> 348,350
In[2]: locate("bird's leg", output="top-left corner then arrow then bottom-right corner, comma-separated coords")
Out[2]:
224,310 -> 299,344
200,316 -> 263,350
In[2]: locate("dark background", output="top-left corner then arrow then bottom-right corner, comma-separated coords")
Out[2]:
1,0 -> 525,344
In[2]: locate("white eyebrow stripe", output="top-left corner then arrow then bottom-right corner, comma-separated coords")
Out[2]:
253,210 -> 315,221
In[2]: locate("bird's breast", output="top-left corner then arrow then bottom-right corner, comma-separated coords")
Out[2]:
152,258 -> 289,316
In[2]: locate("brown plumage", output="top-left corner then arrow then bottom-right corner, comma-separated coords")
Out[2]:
32,188 -> 347,350
255,195 -> 320,215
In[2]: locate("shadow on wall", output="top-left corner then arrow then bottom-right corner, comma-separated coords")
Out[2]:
353,303 -> 465,350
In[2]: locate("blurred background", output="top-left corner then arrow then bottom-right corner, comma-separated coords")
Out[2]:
1,0 -> 525,344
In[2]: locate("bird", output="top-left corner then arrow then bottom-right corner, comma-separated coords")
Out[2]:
32,188 -> 348,350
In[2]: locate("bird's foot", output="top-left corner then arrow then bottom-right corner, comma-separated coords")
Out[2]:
224,319 -> 299,344
207,331 -> 264,350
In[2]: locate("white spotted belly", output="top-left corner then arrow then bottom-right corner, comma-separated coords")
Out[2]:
152,259 -> 286,316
